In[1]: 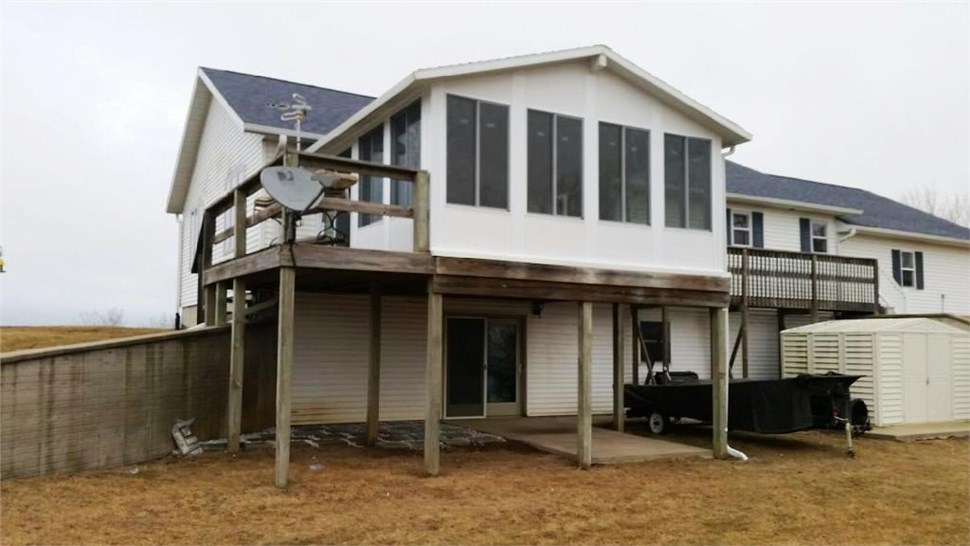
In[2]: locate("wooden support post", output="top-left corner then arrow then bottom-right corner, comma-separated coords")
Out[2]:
413,170 -> 430,253
227,277 -> 246,454
612,303 -> 624,432
424,282 -> 443,476
740,249 -> 750,378
629,305 -> 640,386
234,188 -> 247,258
214,282 -> 228,326
810,254 -> 819,323
710,307 -> 729,459
578,301 -> 593,470
204,285 -> 217,326
275,266 -> 296,488
777,310 -> 786,377
366,285 -> 382,445
872,261 -> 880,315
729,324 -> 743,377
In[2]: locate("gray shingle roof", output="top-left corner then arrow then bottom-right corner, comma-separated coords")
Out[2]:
727,161 -> 969,240
201,67 -> 374,136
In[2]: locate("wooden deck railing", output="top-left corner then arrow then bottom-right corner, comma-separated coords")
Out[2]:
727,247 -> 879,314
193,148 -> 429,323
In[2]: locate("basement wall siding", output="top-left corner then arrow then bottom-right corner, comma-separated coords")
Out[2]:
728,309 -> 782,379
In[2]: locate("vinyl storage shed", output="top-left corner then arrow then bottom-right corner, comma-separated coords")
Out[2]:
781,318 -> 970,427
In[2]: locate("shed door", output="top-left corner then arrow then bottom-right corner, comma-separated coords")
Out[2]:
902,333 -> 954,424
926,334 -> 952,422
902,334 -> 928,423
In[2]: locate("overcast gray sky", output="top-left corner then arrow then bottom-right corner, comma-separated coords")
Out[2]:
1,2 -> 968,326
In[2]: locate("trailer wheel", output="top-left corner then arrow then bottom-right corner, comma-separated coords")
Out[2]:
647,411 -> 669,435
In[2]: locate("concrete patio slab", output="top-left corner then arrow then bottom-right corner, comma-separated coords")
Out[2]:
452,416 -> 710,464
868,421 -> 970,441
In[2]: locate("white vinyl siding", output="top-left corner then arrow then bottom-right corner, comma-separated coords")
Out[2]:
728,309 -> 781,379
839,234 -> 970,314
178,99 -> 271,310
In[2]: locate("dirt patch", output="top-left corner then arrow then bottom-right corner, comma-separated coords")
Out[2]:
2,428 -> 967,545
0,326 -> 166,352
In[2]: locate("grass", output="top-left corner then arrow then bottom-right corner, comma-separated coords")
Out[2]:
1,427 -> 967,545
0,326 -> 166,353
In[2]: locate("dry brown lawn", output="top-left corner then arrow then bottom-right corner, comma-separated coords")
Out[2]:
2,428 -> 968,545
0,326 -> 165,353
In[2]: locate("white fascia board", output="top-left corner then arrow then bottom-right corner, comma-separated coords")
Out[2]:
847,225 -> 970,248
726,193 -> 864,216
166,73 -> 212,214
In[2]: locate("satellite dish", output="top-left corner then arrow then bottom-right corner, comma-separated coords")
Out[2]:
260,166 -> 328,212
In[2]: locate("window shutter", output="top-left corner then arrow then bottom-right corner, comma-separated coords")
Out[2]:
799,218 -> 811,252
726,208 -> 732,244
915,251 -> 924,290
891,249 -> 902,285
752,212 -> 764,248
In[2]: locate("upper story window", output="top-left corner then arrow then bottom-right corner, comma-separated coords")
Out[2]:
731,211 -> 751,246
599,123 -> 649,224
664,134 -> 711,230
528,110 -> 583,218
726,209 -> 764,248
446,95 -> 509,209
358,124 -> 384,227
390,101 -> 421,207
799,218 -> 828,253
892,249 -> 924,289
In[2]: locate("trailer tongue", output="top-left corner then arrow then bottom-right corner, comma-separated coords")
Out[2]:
624,373 -> 870,454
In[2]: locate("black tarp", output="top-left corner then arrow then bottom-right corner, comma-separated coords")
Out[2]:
624,374 -> 861,434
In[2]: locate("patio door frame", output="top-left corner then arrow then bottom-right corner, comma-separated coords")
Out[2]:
443,314 -> 526,419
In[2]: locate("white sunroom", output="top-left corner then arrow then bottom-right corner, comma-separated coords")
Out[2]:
781,317 -> 970,427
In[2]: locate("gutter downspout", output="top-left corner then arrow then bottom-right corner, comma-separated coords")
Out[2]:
174,214 -> 184,320
838,227 -> 857,243
721,144 -> 747,462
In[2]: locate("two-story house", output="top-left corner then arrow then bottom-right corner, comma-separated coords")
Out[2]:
168,46 -> 752,484
166,46 -> 969,484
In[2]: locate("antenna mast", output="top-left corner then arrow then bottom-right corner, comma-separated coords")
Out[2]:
267,93 -> 312,151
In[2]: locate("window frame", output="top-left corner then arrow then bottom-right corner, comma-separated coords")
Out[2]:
390,100 -> 421,207
445,94 -> 510,210
664,133 -> 713,230
900,250 -> 916,287
527,108 -> 584,218
730,210 -> 752,247
358,123 -> 385,227
811,220 -> 828,253
598,121 -> 651,225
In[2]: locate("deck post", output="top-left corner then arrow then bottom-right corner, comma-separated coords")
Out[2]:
227,277 -> 246,454
413,170 -> 430,253
612,303 -> 624,432
204,285 -> 217,326
366,285 -> 382,445
710,306 -> 729,459
872,261 -> 880,315
275,265 -> 296,488
629,305 -> 640,386
424,282 -> 443,476
214,282 -> 228,326
810,254 -> 819,323
578,301 -> 593,470
740,248 -> 750,378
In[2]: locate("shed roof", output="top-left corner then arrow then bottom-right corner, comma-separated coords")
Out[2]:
783,317 -> 969,335
727,161 -> 970,241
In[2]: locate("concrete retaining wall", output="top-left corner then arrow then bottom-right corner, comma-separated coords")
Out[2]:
1,324 -> 276,479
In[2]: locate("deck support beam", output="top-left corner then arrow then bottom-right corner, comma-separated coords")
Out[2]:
740,249 -> 750,378
629,305 -> 640,386
578,301 -> 593,469
274,265 -> 296,488
424,283 -> 443,476
366,285 -> 382,445
612,303 -> 624,432
710,306 -> 729,459
227,278 -> 246,454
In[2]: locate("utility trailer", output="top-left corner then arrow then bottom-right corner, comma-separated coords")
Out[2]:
624,373 -> 871,454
